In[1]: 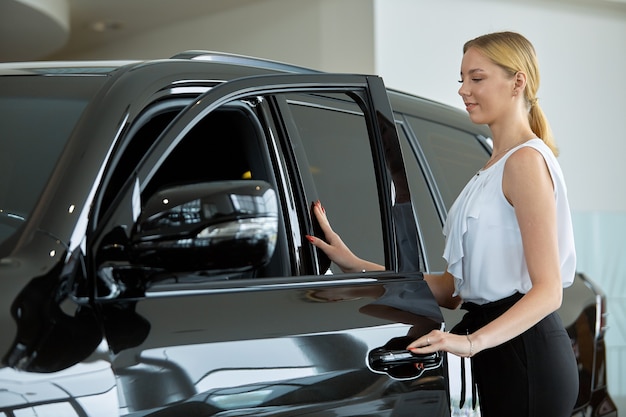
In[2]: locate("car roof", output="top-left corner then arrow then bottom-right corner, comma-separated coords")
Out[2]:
0,50 -> 489,139
0,60 -> 137,76
0,50 -> 318,77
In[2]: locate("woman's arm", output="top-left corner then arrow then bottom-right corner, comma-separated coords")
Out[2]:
307,201 -> 461,310
424,271 -> 462,310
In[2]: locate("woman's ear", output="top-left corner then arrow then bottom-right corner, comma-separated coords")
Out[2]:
513,71 -> 527,95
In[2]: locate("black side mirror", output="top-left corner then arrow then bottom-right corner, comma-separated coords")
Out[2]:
131,180 -> 278,272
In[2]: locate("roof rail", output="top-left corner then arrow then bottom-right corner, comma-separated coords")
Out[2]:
170,50 -> 320,74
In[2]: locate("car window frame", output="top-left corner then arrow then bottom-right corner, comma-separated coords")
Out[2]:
268,84 -> 420,276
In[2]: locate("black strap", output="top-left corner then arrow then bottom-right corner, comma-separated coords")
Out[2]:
460,357 -> 467,409
458,355 -> 477,410
471,355 -> 477,409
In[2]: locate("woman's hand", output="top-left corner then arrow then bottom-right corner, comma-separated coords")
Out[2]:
306,200 -> 383,273
407,330 -> 475,358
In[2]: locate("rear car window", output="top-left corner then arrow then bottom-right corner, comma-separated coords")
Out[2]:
406,116 -> 488,210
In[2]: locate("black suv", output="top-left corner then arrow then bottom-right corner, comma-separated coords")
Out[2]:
0,52 -> 616,416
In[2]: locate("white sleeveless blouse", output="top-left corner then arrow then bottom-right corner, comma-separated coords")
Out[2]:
442,139 -> 576,305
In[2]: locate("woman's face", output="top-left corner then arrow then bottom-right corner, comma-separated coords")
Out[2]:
458,47 -> 516,126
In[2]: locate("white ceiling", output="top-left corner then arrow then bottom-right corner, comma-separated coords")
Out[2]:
1,0 -> 625,62
1,0 -> 260,61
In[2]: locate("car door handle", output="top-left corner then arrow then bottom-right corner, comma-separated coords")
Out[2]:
367,348 -> 443,378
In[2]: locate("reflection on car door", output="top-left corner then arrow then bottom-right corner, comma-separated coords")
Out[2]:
92,74 -> 450,416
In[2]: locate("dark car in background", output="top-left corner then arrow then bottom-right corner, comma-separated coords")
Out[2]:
0,52 -> 617,416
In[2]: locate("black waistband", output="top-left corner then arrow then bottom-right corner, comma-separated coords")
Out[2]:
461,292 -> 524,313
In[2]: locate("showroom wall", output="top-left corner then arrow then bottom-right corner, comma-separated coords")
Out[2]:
48,0 -> 625,408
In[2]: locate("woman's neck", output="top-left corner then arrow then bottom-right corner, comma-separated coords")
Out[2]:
488,120 -> 536,155
483,121 -> 537,171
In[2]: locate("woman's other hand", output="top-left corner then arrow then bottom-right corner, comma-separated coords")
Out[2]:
407,330 -> 476,358
306,200 -> 384,273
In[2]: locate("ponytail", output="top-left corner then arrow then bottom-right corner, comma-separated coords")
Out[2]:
529,101 -> 559,156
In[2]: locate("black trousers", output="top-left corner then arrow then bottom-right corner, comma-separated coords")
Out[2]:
452,293 -> 579,417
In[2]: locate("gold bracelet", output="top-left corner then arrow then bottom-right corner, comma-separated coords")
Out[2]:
466,334 -> 473,358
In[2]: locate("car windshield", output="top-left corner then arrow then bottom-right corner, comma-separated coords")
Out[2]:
0,74 -> 107,246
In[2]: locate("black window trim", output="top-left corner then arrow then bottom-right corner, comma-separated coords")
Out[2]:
393,116 -> 429,271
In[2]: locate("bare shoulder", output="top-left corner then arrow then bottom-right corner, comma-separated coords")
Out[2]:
505,146 -> 551,182
507,145 -> 547,168
503,146 -> 554,205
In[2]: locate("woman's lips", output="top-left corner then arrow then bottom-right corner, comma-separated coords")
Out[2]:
465,103 -> 477,112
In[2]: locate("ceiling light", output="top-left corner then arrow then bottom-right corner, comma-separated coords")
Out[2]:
90,20 -> 124,32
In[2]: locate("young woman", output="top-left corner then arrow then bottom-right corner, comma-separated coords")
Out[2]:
307,31 -> 579,416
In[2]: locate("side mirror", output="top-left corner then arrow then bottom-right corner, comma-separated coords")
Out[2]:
131,180 -> 278,272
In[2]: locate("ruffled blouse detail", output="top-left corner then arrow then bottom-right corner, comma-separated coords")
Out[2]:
443,168 -> 487,291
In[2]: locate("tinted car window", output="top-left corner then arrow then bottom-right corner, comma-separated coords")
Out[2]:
407,116 -> 487,210
144,104 -> 272,196
94,99 -> 288,291
285,93 -> 385,273
99,102 -> 188,219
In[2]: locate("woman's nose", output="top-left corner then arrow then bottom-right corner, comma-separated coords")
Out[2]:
458,82 -> 468,97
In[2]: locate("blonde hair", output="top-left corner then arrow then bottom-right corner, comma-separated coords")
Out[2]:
463,32 -> 558,156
